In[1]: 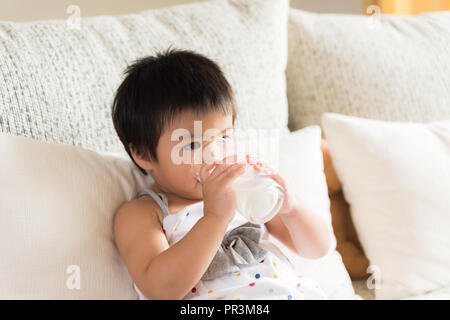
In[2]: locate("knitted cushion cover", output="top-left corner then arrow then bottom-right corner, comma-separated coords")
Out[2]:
0,0 -> 290,157
287,9 -> 450,132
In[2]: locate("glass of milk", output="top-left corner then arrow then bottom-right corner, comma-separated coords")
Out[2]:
229,163 -> 285,224
191,137 -> 284,224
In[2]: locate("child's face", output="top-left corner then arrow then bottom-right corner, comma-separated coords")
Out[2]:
144,110 -> 234,200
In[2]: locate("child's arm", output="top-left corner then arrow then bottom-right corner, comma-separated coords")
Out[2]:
114,157 -> 246,300
266,200 -> 332,259
114,203 -> 228,299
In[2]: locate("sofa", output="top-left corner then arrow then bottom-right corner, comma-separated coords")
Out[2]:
1,0 -> 449,300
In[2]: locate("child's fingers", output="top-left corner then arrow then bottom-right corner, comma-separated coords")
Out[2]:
244,155 -> 290,198
273,175 -> 292,198
246,155 -> 271,171
198,154 -> 237,183
199,162 -> 217,183
252,161 -> 277,175
246,154 -> 258,165
269,173 -> 286,190
256,165 -> 288,192
217,162 -> 247,186
208,154 -> 239,180
245,155 -> 280,178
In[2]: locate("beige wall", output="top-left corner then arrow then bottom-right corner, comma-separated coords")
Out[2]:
293,0 -> 362,14
0,0 -> 363,22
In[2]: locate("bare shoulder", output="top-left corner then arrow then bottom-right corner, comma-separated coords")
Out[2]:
114,196 -> 161,233
113,196 -> 166,271
113,195 -> 170,288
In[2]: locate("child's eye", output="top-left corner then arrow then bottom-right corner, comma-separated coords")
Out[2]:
219,135 -> 232,142
184,141 -> 201,150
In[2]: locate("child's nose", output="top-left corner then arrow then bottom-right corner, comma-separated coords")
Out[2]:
207,146 -> 224,163
203,139 -> 226,163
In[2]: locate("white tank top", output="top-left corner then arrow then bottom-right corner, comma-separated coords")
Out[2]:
132,188 -> 327,300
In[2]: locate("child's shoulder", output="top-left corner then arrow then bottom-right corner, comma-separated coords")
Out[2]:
113,196 -> 164,235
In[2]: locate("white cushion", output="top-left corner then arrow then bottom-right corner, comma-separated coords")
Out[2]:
0,132 -> 153,299
287,9 -> 450,131
321,113 -> 450,300
403,286 -> 450,300
266,126 -> 358,300
0,0 -> 289,157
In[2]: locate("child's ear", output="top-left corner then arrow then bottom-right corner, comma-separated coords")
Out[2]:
129,143 -> 154,171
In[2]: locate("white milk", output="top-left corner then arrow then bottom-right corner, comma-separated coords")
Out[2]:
231,165 -> 285,224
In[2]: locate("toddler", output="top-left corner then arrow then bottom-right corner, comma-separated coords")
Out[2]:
112,48 -> 331,300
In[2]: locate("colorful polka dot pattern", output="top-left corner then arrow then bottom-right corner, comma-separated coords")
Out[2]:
181,252 -> 328,300
158,201 -> 327,300
185,255 -> 325,300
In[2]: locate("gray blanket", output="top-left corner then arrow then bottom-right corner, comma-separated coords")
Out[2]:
201,222 -> 268,281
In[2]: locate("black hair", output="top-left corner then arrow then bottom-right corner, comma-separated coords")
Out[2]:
111,47 -> 237,175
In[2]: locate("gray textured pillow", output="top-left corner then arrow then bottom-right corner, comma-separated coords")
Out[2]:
287,9 -> 450,132
0,0 -> 289,156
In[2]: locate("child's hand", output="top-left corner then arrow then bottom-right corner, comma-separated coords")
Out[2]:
246,154 -> 297,215
199,154 -> 247,224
